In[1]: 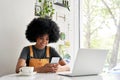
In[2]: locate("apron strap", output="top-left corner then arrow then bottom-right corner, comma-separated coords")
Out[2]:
29,45 -> 34,58
46,46 -> 50,58
29,45 -> 50,58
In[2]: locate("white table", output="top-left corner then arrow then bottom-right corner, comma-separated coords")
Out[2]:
0,72 -> 120,80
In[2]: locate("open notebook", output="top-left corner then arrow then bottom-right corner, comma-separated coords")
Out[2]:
57,48 -> 108,77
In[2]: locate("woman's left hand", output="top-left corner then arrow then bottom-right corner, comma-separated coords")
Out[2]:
41,63 -> 59,73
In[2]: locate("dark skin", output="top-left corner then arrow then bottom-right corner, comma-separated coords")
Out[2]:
16,34 -> 70,73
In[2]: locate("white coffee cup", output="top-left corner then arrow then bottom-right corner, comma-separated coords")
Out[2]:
19,67 -> 34,73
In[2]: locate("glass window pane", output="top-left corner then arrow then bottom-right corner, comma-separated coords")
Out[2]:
80,0 -> 120,70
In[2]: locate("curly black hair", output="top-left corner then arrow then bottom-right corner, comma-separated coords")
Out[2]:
25,18 -> 60,43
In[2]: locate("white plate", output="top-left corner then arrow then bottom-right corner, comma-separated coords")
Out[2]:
18,72 -> 36,76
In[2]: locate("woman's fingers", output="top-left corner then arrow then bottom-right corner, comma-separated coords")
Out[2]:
43,63 -> 59,72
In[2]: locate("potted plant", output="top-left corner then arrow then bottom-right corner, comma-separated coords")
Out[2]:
35,0 -> 55,19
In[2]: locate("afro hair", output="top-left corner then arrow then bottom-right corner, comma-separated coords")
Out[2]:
25,18 -> 60,43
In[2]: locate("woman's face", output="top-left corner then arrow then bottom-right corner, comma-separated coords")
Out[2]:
36,34 -> 49,49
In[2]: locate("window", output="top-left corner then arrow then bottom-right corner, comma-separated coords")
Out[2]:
79,0 -> 120,70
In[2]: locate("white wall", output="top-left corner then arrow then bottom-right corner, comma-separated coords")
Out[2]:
0,0 -> 79,76
0,0 -> 35,76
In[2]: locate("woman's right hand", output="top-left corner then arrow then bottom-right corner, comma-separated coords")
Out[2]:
16,59 -> 26,73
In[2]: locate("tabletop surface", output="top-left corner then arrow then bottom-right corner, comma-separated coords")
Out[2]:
0,72 -> 120,80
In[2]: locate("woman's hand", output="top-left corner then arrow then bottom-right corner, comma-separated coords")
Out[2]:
37,63 -> 59,73
16,59 -> 26,73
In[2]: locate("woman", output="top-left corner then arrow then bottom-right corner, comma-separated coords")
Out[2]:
16,18 -> 70,73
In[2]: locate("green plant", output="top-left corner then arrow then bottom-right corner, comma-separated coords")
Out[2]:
36,0 -> 55,18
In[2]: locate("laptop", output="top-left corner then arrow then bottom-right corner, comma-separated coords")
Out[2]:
57,48 -> 108,77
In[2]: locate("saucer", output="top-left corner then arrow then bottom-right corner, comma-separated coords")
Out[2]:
18,72 -> 36,76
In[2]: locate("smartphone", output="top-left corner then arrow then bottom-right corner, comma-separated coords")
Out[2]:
50,57 -> 60,64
